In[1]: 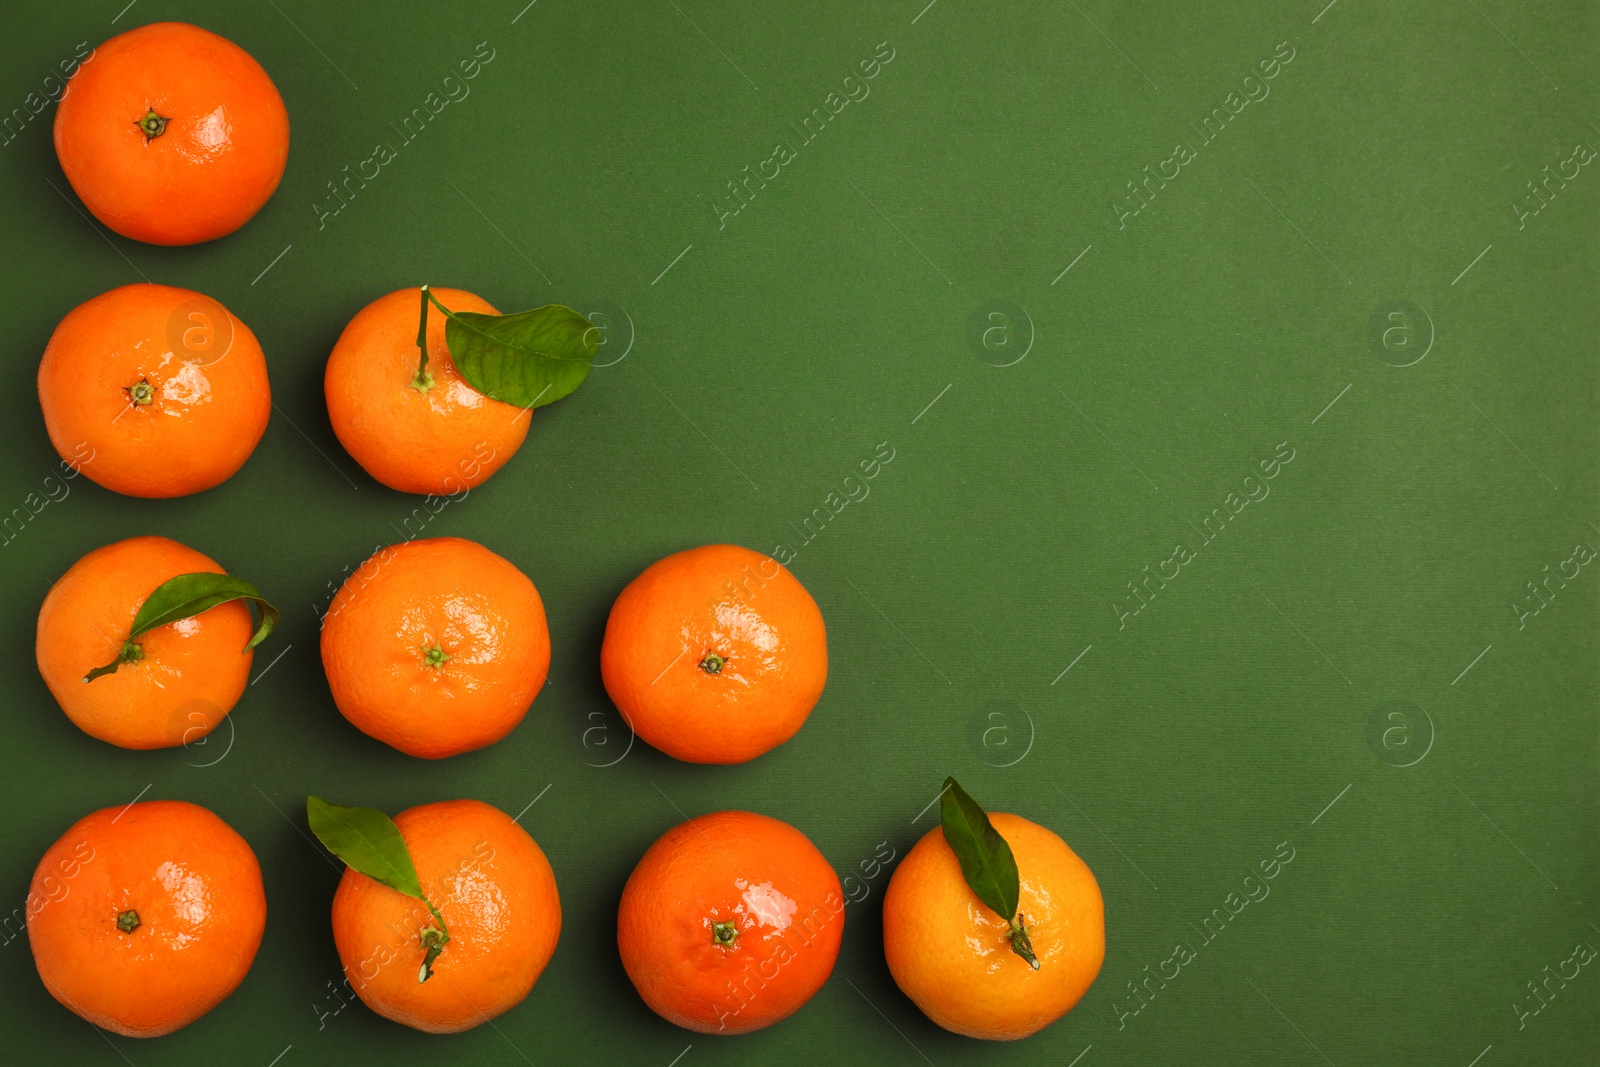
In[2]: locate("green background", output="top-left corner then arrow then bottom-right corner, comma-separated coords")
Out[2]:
1,0 -> 1595,1063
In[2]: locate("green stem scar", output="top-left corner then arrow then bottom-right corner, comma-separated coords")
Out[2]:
84,641 -> 143,683
127,379 -> 154,406
700,653 -> 726,675
423,645 -> 451,669
135,109 -> 168,140
411,286 -> 437,393
711,920 -> 738,947
116,910 -> 140,934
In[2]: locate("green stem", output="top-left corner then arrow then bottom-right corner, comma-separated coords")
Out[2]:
83,641 -> 144,683
711,920 -> 738,947
417,898 -> 450,983
135,108 -> 168,140
116,909 -> 141,934
700,653 -> 726,675
411,286 -> 435,393
1008,914 -> 1039,970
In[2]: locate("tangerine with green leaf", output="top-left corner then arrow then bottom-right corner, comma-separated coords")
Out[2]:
882,779 -> 1104,1040
324,286 -> 597,495
617,810 -> 844,1034
38,283 -> 271,498
36,536 -> 277,749
310,797 -> 561,1033
319,536 -> 549,758
28,799 -> 267,1037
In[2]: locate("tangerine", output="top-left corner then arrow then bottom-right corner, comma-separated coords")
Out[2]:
600,545 -> 827,764
617,810 -> 843,1034
325,287 -> 530,495
38,283 -> 270,498
27,799 -> 266,1037
320,536 -> 549,758
882,813 -> 1104,1040
54,22 -> 289,245
331,799 -> 561,1033
37,535 -> 256,750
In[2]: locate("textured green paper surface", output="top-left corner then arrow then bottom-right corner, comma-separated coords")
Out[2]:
1,1 -> 1595,1064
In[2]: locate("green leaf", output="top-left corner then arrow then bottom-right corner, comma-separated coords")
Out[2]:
308,797 -> 452,982
307,797 -> 426,900
940,776 -> 1021,922
424,287 -> 598,411
83,572 -> 278,682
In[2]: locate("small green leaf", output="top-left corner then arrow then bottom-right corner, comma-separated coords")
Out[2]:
307,797 -> 426,901
424,287 -> 598,411
83,572 -> 278,682
940,776 -> 1021,921
940,777 -> 1040,970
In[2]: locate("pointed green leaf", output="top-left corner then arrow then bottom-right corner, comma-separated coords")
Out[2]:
939,776 -> 1021,922
425,288 -> 598,411
306,797 -> 426,902
83,572 -> 278,682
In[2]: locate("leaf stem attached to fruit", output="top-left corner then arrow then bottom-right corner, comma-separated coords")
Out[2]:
411,286 -> 436,394
1008,914 -> 1039,970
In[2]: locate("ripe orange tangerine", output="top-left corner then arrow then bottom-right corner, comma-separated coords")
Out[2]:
325,288 -> 531,495
38,283 -> 270,498
54,22 -> 290,245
